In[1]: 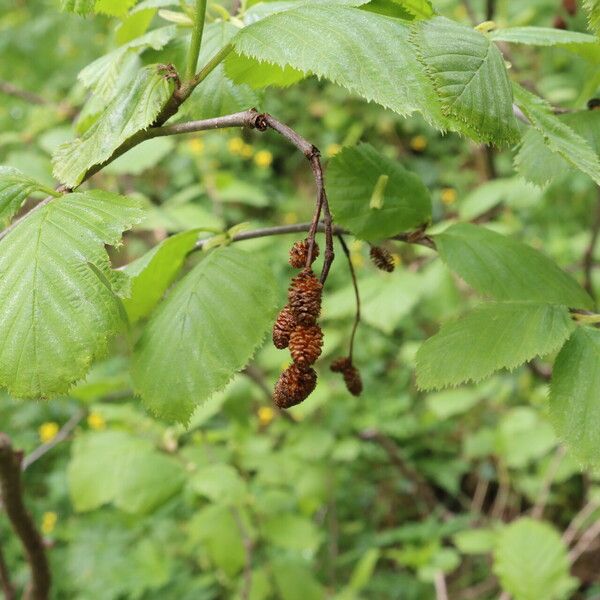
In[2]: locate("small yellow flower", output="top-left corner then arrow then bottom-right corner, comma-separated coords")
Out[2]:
254,149 -> 273,168
87,412 -> 106,431
228,137 -> 245,154
39,422 -> 59,444
258,406 -> 275,426
187,138 -> 205,155
410,135 -> 428,152
283,212 -> 298,225
326,143 -> 342,157
392,253 -> 402,267
351,253 -> 365,268
41,511 -> 57,535
240,143 -> 254,159
441,187 -> 457,206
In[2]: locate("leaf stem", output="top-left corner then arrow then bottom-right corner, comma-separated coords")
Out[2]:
185,0 -> 208,82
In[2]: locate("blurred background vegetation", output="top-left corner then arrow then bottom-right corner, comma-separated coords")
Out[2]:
1,0 -> 600,598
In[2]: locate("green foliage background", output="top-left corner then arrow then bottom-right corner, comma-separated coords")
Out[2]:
1,0 -> 600,598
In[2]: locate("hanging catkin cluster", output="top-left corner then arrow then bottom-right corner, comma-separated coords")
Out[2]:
271,241 -> 324,408
370,245 -> 395,272
331,357 -> 363,396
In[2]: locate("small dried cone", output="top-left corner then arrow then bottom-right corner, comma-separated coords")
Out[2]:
330,357 -> 352,373
272,305 -> 296,349
289,239 -> 319,269
553,15 -> 567,29
343,365 -> 363,396
289,324 -> 323,368
273,364 -> 317,409
562,0 -> 577,15
288,268 -> 323,325
369,246 -> 395,273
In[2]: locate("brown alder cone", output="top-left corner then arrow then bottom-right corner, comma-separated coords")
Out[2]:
343,365 -> 363,396
289,239 -> 319,269
273,364 -> 317,408
562,0 -> 577,15
272,305 -> 296,349
330,357 -> 352,373
288,268 -> 323,324
289,324 -> 323,367
369,246 -> 395,273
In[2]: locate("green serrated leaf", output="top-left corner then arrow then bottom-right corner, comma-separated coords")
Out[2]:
550,327 -> 600,465
416,302 -> 573,390
327,144 -> 431,241
0,191 -> 143,398
494,518 -> 575,600
583,0 -> 600,35
232,4 -> 447,128
513,84 -> 600,186
490,27 -> 600,62
61,0 -> 95,15
132,246 -> 277,423
68,431 -> 185,513
434,223 -> 594,309
123,229 -> 199,323
411,17 -> 520,145
53,65 -> 175,188
225,52 -> 306,89
78,27 -> 176,102
0,166 -> 58,225
95,0 -> 139,17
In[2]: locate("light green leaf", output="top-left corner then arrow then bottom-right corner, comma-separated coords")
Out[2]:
490,27 -> 600,62
61,0 -> 95,14
583,0 -> 600,35
327,144 -> 431,241
68,431 -> 185,513
550,327 -> 600,465
494,518 -> 575,600
104,137 -> 174,175
184,22 -> 260,119
53,64 -> 175,188
453,528 -> 496,555
515,108 -> 600,187
0,191 -> 142,398
271,559 -> 326,600
95,0 -> 139,17
0,166 -> 58,225
263,514 -> 322,553
411,17 -> 519,145
122,229 -> 199,323
132,246 -> 277,423
190,464 -> 247,504
225,52 -> 305,89
78,27 -> 176,103
434,223 -> 594,309
232,5 -> 447,128
513,84 -> 600,186
416,302 -> 574,390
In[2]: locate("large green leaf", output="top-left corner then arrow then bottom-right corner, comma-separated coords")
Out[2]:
515,108 -> 600,187
583,0 -> 600,35
494,518 -> 575,600
79,27 -> 176,103
0,166 -> 58,225
411,17 -> 519,145
513,84 -> 600,186
550,327 -> 600,465
122,229 -> 199,323
184,22 -> 259,120
327,144 -> 431,241
225,53 -> 306,89
68,431 -> 185,513
132,246 -> 277,423
434,223 -> 594,309
95,0 -> 138,16
0,191 -> 143,398
416,302 -> 574,390
53,65 -> 175,188
490,27 -> 600,62
232,4 -> 447,128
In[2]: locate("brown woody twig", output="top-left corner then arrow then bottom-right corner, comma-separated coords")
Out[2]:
337,235 -> 361,361
0,434 -> 51,600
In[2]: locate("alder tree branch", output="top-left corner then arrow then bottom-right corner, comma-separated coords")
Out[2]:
337,235 -> 361,361
434,571 -> 449,600
0,80 -> 47,105
569,517 -> 600,563
0,434 -> 51,600
0,539 -> 15,600
563,499 -> 600,546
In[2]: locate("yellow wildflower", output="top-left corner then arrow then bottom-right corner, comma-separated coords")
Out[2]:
87,412 -> 106,430
351,253 -> 365,268
187,138 -> 205,155
258,406 -> 275,426
39,422 -> 59,444
254,149 -> 273,168
228,137 -> 245,154
326,143 -> 342,157
241,143 -> 254,159
41,511 -> 57,535
392,253 -> 402,267
441,187 -> 457,206
410,135 -> 428,152
283,212 -> 298,225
